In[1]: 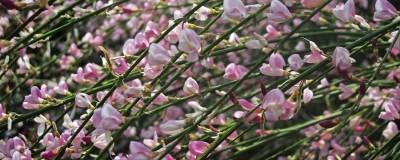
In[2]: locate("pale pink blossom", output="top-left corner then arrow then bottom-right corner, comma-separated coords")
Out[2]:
152,93 -> 169,105
123,39 -> 137,55
75,93 -> 92,108
144,63 -> 163,79
72,63 -> 103,84
303,88 -> 313,104
23,86 -> 50,110
178,28 -> 201,62
147,43 -> 171,66
91,130 -> 113,150
53,80 -> 69,95
261,89 -> 292,121
332,0 -> 356,22
187,141 -> 209,160
235,99 -> 263,123
332,47 -> 354,71
127,141 -> 152,160
16,55 -> 32,74
144,21 -> 160,40
0,104 -> 5,119
59,55 -> 75,70
223,63 -> 248,80
318,78 -> 330,88
260,53 -> 286,76
374,0 -> 398,22
338,83 -> 355,100
387,68 -> 400,81
264,25 -> 282,40
268,0 -> 292,23
92,103 -> 123,130
159,120 -> 186,135
304,41 -> 326,64
379,100 -> 400,120
0,137 -> 32,160
124,79 -> 144,98
383,121 -> 399,139
288,54 -> 303,71
194,6 -> 212,21
390,31 -> 400,56
223,0 -> 247,20
113,58 -> 129,75
245,40 -> 263,49
183,77 -> 200,95
68,43 -> 82,58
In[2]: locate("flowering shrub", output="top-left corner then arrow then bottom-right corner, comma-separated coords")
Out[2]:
0,0 -> 400,159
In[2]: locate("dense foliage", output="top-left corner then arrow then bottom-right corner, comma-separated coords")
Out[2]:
0,0 -> 400,159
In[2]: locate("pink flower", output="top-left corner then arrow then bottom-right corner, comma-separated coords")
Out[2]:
338,83 -> 355,100
262,89 -> 285,121
59,55 -> 75,70
387,68 -> 400,81
223,0 -> 247,20
318,78 -> 330,88
260,53 -> 286,76
23,86 -> 50,110
355,15 -> 371,28
245,40 -> 263,49
152,93 -> 169,105
68,43 -> 82,58
124,79 -> 144,98
0,137 -> 32,160
330,140 -> 346,154
374,0 -> 398,22
301,0 -> 324,8
147,43 -> 171,66
379,100 -> 400,120
127,141 -> 152,160
16,55 -> 32,74
75,93 -> 92,108
261,89 -> 295,121
92,103 -> 123,130
53,80 -> 69,95
332,47 -> 354,71
0,104 -> 5,119
135,33 -> 150,49
235,99 -> 263,123
183,77 -> 200,95
178,28 -> 201,62
72,63 -> 103,83
91,130 -> 113,150
390,31 -> 400,56
223,63 -> 248,80
144,63 -> 163,79
113,58 -> 129,75
288,54 -> 303,71
194,6 -> 212,21
383,121 -> 399,139
164,106 -> 185,120
303,88 -> 313,104
145,21 -> 160,40
123,39 -> 137,55
264,25 -> 282,40
332,0 -> 356,23
268,0 -> 292,23
159,119 -> 186,135
188,141 -> 209,159
304,41 -> 326,64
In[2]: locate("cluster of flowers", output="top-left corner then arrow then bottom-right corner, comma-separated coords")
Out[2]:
0,0 -> 399,159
